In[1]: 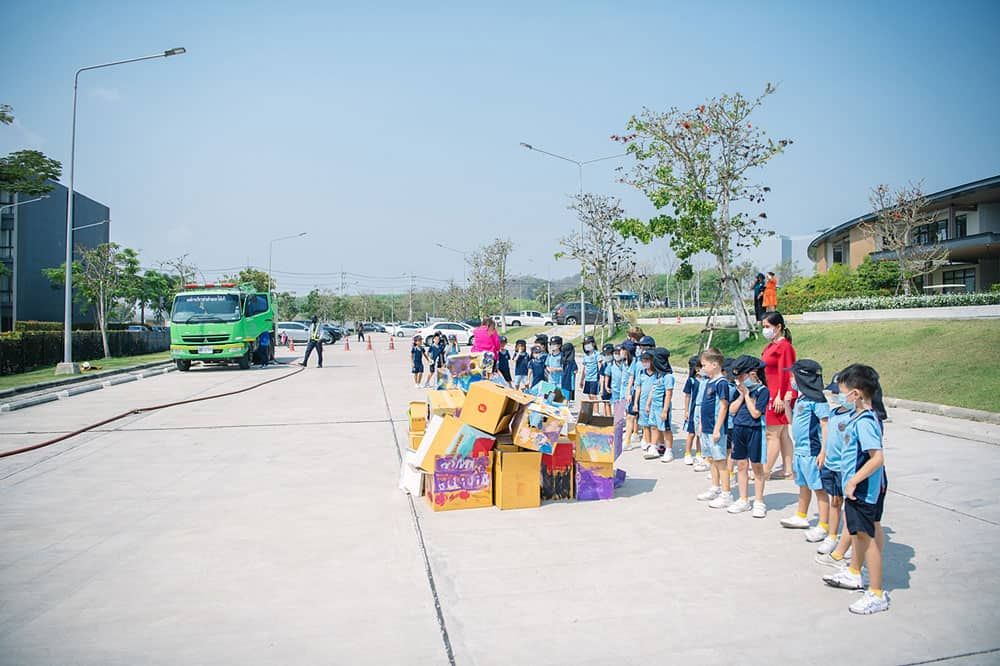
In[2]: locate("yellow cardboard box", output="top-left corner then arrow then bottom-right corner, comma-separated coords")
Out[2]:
427,389 -> 466,418
426,452 -> 493,512
408,433 -> 422,451
574,400 -> 618,463
413,415 -> 496,473
494,449 -> 541,510
408,401 -> 427,434
460,381 -> 534,435
511,402 -> 570,454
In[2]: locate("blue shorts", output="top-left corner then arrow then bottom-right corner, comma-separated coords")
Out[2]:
583,380 -> 600,395
412,363 -> 424,374
821,467 -> 842,497
626,391 -> 638,416
845,484 -> 886,538
602,389 -> 612,401
731,426 -> 765,463
793,453 -> 823,490
699,431 -> 727,460
639,406 -> 668,431
513,373 -> 527,387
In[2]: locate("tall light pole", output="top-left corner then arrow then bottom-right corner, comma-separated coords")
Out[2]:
58,47 -> 187,375
268,232 -> 307,293
519,142 -> 626,339
0,195 -> 49,216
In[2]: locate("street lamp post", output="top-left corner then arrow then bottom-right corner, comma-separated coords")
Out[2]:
268,232 -> 307,293
58,47 -> 186,375
519,142 -> 626,340
0,195 -> 49,216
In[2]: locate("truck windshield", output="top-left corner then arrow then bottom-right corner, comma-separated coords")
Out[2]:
171,294 -> 242,324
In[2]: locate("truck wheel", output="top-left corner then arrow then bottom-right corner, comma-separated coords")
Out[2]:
238,350 -> 251,370
175,359 -> 191,372
511,320 -> 521,327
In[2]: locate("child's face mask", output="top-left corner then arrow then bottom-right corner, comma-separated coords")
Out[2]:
613,353 -> 622,361
584,344 -> 594,352
549,346 -> 560,355
643,362 -> 652,371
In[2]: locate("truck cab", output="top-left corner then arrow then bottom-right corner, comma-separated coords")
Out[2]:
169,283 -> 275,371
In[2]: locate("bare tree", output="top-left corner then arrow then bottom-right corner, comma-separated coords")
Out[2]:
465,249 -> 497,320
486,238 -> 514,333
861,182 -> 949,295
160,254 -> 199,286
559,193 -> 637,329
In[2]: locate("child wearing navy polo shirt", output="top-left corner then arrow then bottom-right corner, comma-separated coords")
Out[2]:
780,360 -> 831,542
526,345 -> 547,388
695,348 -> 732,508
411,336 -> 427,387
681,355 -> 703,465
512,339 -> 529,389
423,334 -> 441,388
727,355 -> 770,517
559,342 -> 577,403
823,364 -> 889,615
579,337 -> 601,403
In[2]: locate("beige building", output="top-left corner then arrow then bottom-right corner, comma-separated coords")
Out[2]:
808,175 -> 1000,292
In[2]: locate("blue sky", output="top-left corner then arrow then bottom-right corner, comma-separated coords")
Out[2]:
2,1 -> 999,295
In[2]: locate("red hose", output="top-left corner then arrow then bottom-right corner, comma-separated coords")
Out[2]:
0,365 -> 305,459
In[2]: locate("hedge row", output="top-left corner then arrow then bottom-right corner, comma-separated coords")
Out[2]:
14,320 -> 148,332
0,330 -> 170,375
809,292 -> 1000,312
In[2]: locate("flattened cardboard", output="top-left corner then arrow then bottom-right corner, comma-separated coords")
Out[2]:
574,400 -> 619,463
426,453 -> 493,512
427,389 -> 466,418
511,402 -> 569,454
398,449 -> 425,496
460,381 -> 534,435
408,401 -> 427,434
413,415 -> 495,473
494,449 -> 541,510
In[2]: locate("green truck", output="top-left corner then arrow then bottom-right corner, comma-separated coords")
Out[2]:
169,283 -> 275,371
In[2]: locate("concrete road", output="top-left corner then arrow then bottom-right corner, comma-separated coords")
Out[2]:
1,334 -> 998,665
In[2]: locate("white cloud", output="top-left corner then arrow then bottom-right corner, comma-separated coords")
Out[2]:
89,86 -> 122,102
10,118 -> 45,147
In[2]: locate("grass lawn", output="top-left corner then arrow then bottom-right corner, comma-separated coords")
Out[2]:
501,326 -> 558,342
0,352 -> 171,392
605,320 -> 1000,413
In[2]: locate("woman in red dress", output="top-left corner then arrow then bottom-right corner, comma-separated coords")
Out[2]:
761,312 -> 796,480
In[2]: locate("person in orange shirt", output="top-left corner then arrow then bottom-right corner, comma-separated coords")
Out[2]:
763,271 -> 778,312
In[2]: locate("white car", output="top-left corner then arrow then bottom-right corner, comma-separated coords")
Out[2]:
493,310 -> 555,327
277,321 -> 311,344
389,323 -> 423,338
418,321 -> 474,346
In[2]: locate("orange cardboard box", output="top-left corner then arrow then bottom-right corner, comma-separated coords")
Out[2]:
494,449 -> 541,510
427,389 -> 466,418
408,401 -> 427,434
460,381 -> 534,435
413,415 -> 496,473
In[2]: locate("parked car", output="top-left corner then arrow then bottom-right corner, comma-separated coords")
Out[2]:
391,323 -> 423,338
492,310 -> 555,327
126,324 -> 150,333
551,302 -> 621,325
361,322 -> 386,333
462,318 -> 483,328
277,321 -> 311,344
418,321 -> 474,346
321,324 -> 342,343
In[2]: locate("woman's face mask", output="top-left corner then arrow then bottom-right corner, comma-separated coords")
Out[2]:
762,326 -> 776,340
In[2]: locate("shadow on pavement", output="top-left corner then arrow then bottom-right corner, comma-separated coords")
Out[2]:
615,478 -> 658,498
883,526 -> 915,590
761,491 -> 798,510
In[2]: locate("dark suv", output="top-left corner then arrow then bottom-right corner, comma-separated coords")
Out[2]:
552,302 -> 620,325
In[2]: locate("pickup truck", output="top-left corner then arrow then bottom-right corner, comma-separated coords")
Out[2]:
492,310 -> 555,327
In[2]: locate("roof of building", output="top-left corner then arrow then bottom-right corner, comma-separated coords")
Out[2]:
808,174 -> 1000,259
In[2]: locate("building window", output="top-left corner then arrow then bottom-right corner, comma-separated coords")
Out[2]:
832,243 -> 844,264
0,273 -> 10,305
942,268 -> 976,293
935,220 -> 948,242
0,228 -> 11,259
955,214 -> 967,238
913,275 -> 924,291
913,224 -> 930,245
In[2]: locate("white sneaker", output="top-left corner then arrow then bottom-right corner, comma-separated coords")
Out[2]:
683,454 -> 693,465
727,498 -> 752,514
693,455 -> 704,466
849,590 -> 890,615
780,515 -> 811,529
752,500 -> 767,518
708,492 -> 733,509
642,444 -> 661,460
661,449 -> 674,463
693,461 -> 710,473
816,535 -> 838,555
697,486 -> 721,501
823,568 -> 863,590
814,552 -> 847,569
630,434 -> 643,444
804,526 -> 828,543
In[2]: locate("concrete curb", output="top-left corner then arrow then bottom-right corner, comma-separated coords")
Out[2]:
885,396 -> 1000,425
0,365 -> 176,413
0,359 -> 173,400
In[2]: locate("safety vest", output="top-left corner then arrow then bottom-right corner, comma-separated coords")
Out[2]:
310,322 -> 322,341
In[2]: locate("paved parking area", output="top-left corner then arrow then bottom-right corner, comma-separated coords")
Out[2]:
2,335 -> 998,665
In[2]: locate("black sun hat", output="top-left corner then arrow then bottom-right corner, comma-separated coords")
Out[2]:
786,359 -> 826,402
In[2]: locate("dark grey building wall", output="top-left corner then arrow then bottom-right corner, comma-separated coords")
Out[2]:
14,181 -> 110,324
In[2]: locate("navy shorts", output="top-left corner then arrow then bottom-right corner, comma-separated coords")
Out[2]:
731,426 -> 765,463
601,389 -> 612,401
845,485 -> 886,538
583,380 -> 600,395
626,391 -> 638,416
412,363 -> 424,374
821,467 -> 842,497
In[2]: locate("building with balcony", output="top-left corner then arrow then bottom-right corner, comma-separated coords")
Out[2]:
0,181 -> 110,332
808,175 -> 1000,292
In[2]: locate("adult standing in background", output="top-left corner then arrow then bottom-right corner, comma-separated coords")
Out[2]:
471,317 -> 501,376
299,315 -> 324,368
356,320 -> 365,343
752,273 -> 766,321
763,272 -> 778,313
761,312 -> 796,480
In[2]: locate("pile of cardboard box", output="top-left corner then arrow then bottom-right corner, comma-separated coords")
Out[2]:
398,375 -> 627,512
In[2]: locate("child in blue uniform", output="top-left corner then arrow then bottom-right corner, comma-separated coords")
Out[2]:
599,344 -> 614,402
579,336 -> 601,404
411,336 -> 427,387
648,348 -> 675,461
822,364 -> 890,615
620,342 -> 640,450
814,376 -> 856,562
512,339 -> 529,389
424,333 -> 441,388
545,336 -> 563,387
681,355 -> 702,465
696,348 -> 733,508
559,342 -> 577,402
635,351 -> 662,458
780,360 -> 831,543
496,335 -> 512,386
526,345 -> 547,388
727,355 -> 770,517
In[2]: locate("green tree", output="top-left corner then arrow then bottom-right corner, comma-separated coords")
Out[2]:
222,267 -> 274,292
613,84 -> 791,341
0,104 -> 13,125
0,150 -> 63,197
43,243 -> 139,358
274,291 -> 298,320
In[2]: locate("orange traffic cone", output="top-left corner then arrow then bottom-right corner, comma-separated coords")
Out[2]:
366,337 -> 373,351
388,336 -> 395,351
344,337 -> 351,351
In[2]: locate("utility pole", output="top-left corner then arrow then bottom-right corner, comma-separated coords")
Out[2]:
340,269 -> 345,296
408,273 -> 414,322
